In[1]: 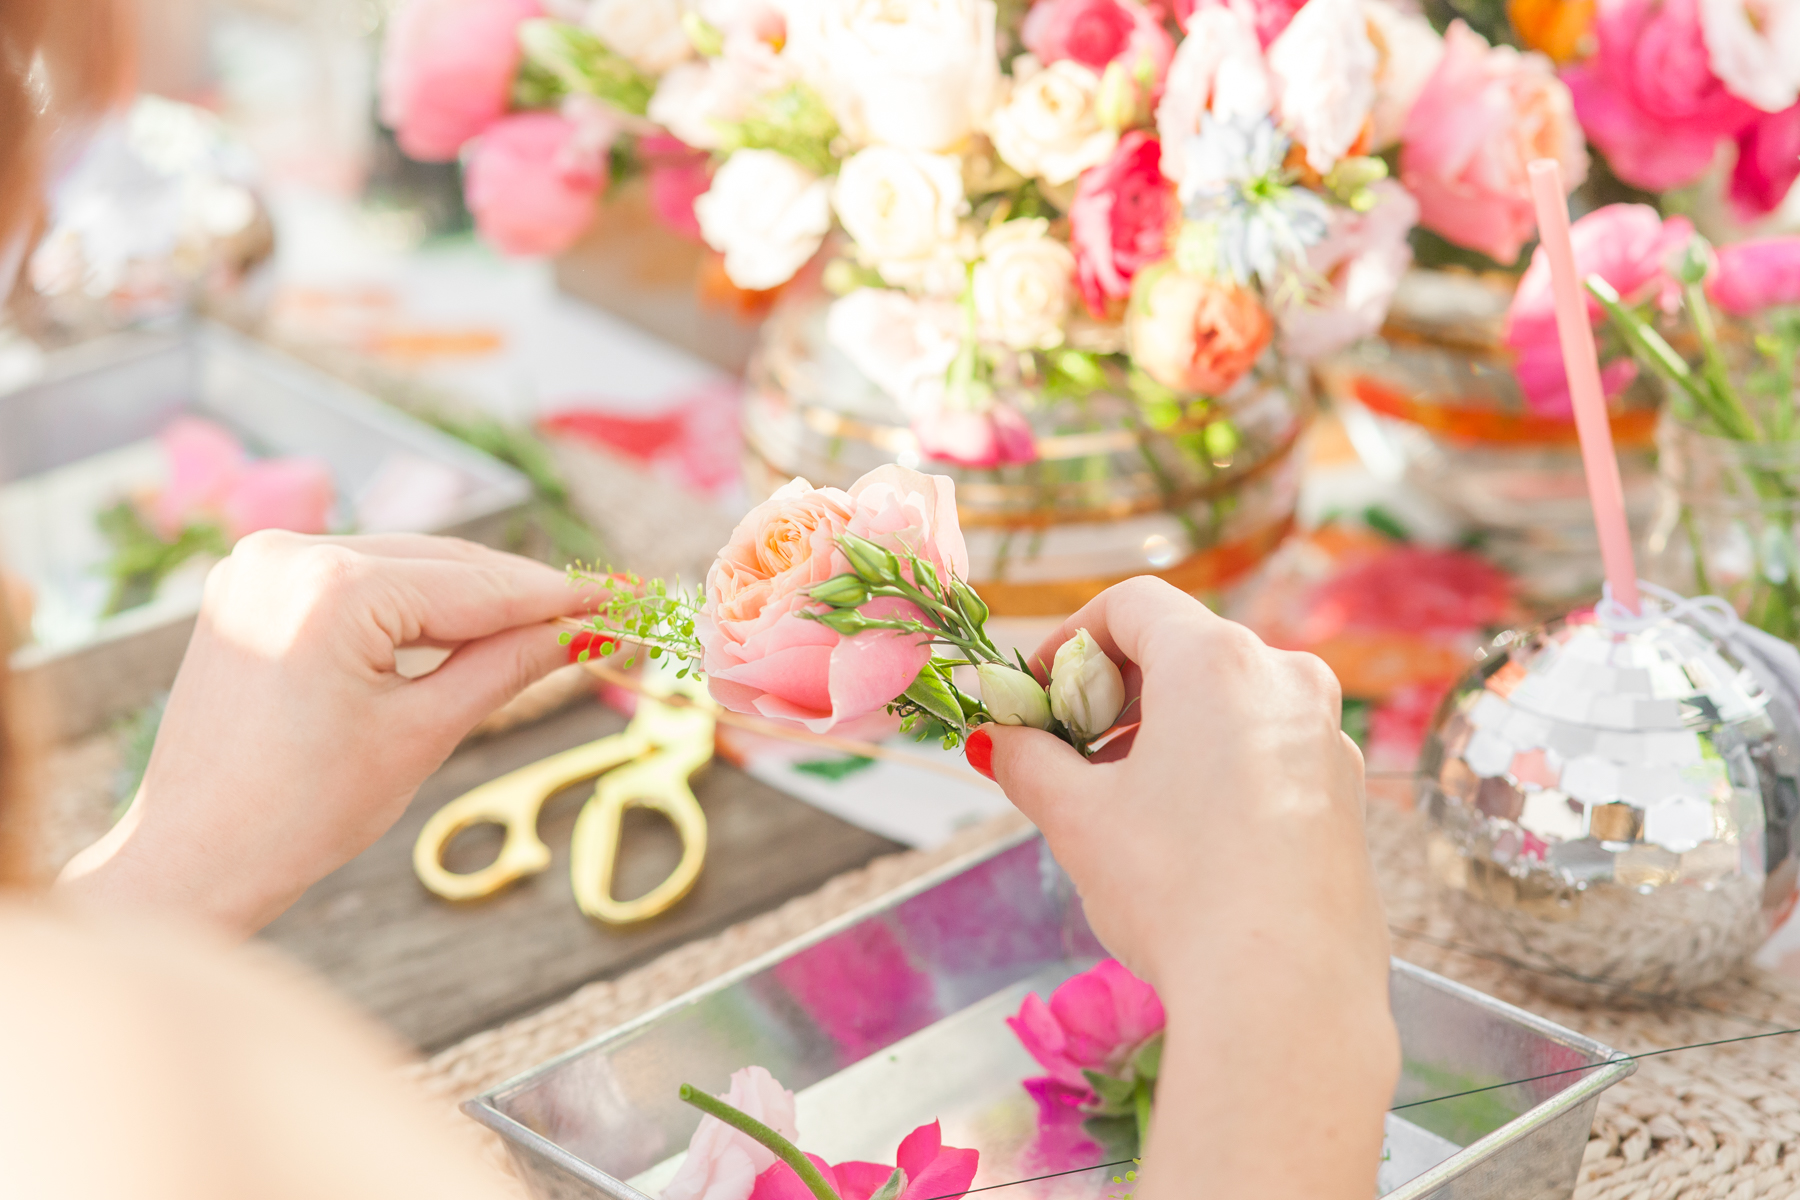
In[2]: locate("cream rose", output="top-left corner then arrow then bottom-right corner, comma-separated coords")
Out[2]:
1267,0 -> 1378,173
834,145 -> 971,293
987,55 -> 1118,185
826,288 -> 962,418
694,149 -> 832,289
785,0 -> 1000,152
973,219 -> 1076,351
587,0 -> 693,74
1362,0 -> 1444,149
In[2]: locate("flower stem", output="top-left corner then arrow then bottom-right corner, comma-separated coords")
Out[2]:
679,1085 -> 842,1200
1132,1075 -> 1154,1155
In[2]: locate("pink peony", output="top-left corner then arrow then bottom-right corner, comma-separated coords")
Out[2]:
1710,237 -> 1800,316
463,112 -> 609,257
1022,0 -> 1175,83
1400,21 -> 1587,266
1561,0 -> 1757,193
664,1067 -> 800,1200
218,460 -> 335,541
748,1122 -> 978,1200
152,416 -> 247,538
1730,103 -> 1800,219
700,467 -> 969,733
913,405 -> 1039,469
1175,0 -> 1308,47
1504,203 -> 1693,414
1070,132 -> 1176,318
379,0 -> 540,162
1006,959 -> 1165,1092
152,417 -> 334,541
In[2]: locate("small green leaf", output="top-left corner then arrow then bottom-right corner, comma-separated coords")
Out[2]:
903,667 -> 967,735
868,1167 -> 908,1200
792,755 -> 877,781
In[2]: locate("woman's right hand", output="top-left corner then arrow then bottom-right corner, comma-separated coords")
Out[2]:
973,577 -> 1397,1200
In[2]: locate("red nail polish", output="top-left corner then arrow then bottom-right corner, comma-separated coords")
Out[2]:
965,728 -> 996,781
567,631 -> 615,664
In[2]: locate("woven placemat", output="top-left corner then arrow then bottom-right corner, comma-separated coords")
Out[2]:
408,803 -> 1800,1199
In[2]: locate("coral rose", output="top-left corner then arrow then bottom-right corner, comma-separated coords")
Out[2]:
1070,131 -> 1176,317
463,112 -> 609,257
700,466 -> 969,733
379,0 -> 540,162
1710,237 -> 1800,316
1126,264 -> 1272,396
1401,21 -> 1586,266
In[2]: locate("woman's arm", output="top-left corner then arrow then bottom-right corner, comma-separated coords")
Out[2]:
978,577 -> 1398,1200
58,531 -> 595,934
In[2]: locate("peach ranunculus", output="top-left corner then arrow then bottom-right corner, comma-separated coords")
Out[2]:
700,466 -> 970,733
1126,264 -> 1272,396
1399,21 -> 1587,266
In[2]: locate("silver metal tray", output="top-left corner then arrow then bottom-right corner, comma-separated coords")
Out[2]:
466,829 -> 1634,1200
1,323 -> 531,740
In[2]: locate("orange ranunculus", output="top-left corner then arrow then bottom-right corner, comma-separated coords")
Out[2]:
1508,0 -> 1595,63
1126,265 -> 1273,396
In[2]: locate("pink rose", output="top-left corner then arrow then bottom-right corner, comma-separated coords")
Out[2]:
1174,0 -> 1308,47
749,1122 -> 978,1200
1022,0 -> 1175,83
1561,0 -> 1757,193
1504,203 -> 1693,415
1007,959 -> 1165,1092
700,467 -> 969,733
152,417 -> 334,541
379,0 -> 540,162
1730,103 -> 1800,219
1400,21 -> 1587,266
463,112 -> 608,257
913,405 -> 1039,469
1070,131 -> 1176,318
664,1067 -> 800,1200
152,416 -> 247,538
219,460 -> 335,541
641,134 -> 711,243
1710,236 -> 1800,316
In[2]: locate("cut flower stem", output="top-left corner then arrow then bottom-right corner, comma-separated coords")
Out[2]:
679,1084 -> 843,1200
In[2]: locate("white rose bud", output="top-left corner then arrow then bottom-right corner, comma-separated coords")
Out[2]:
977,663 -> 1054,730
987,56 -> 1117,185
1048,628 -> 1125,742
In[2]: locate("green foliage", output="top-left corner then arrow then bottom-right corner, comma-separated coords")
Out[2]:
563,566 -> 705,675
518,19 -> 654,115
95,501 -> 230,617
714,83 -> 842,176
792,755 -> 877,781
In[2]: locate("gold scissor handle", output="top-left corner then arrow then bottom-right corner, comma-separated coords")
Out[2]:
413,733 -> 646,901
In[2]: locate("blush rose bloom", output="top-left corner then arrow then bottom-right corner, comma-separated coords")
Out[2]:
972,218 -> 1077,352
1266,0 -> 1378,173
915,405 -> 1039,468
700,466 -> 970,733
1276,179 -> 1418,361
826,289 -> 963,419
1561,0 -> 1757,194
1007,959 -> 1165,1091
663,1067 -> 799,1200
1021,0 -> 1174,83
1069,131 -> 1176,317
834,146 -> 970,295
463,111 -> 609,257
1504,203 -> 1693,415
379,0 -> 540,162
1400,21 -> 1586,266
987,57 -> 1118,186
1127,264 -> 1273,396
1709,237 -> 1800,317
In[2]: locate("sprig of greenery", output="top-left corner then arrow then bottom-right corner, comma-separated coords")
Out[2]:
518,19 -> 654,115
562,566 -> 705,676
713,83 -> 842,177
95,501 -> 230,617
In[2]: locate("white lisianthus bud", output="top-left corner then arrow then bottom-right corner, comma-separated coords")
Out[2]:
977,663 -> 1054,730
1049,628 -> 1125,742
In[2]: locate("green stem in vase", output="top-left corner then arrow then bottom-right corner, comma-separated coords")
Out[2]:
1683,277 -> 1764,441
679,1085 -> 842,1200
1587,278 -> 1758,441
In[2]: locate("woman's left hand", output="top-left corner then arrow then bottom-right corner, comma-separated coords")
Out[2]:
58,532 -> 596,934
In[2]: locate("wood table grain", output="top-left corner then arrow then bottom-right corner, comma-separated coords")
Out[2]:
259,699 -> 902,1052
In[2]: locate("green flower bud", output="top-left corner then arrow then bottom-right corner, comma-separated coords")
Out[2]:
813,608 -> 874,636
838,532 -> 901,584
950,578 -> 989,627
809,573 -> 871,607
1096,60 -> 1140,133
976,663 -> 1053,730
1049,628 -> 1126,743
1675,234 -> 1715,286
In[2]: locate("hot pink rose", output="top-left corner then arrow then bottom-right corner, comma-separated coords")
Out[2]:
1504,203 -> 1693,414
641,134 -> 711,243
463,112 -> 608,257
1730,103 -> 1800,219
1710,237 -> 1800,316
664,1067 -> 799,1200
1400,21 -> 1587,266
749,1122 -> 978,1200
700,466 -> 969,733
1070,131 -> 1176,318
1561,0 -> 1757,193
1174,0 -> 1308,47
1022,0 -> 1175,83
379,0 -> 540,162
913,405 -> 1039,469
1006,959 -> 1165,1092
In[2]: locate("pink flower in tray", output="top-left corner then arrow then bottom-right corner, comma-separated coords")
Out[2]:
1069,131 -> 1176,319
665,1067 -> 801,1200
151,416 -> 247,538
379,0 -> 541,162
1007,959 -> 1165,1093
748,1121 -> 979,1200
1710,237 -> 1800,317
218,459 -> 335,541
464,111 -> 610,257
152,417 -> 333,541
1022,0 -> 1175,85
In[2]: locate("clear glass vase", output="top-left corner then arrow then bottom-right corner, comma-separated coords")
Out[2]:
742,295 -> 1313,616
1643,414 -> 1800,641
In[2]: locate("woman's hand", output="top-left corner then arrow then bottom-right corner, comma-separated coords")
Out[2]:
58,532 -> 596,935
973,577 -> 1397,1200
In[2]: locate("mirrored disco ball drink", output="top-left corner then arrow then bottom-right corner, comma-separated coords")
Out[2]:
1419,609 -> 1800,1004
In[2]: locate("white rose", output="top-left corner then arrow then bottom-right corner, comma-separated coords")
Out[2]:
987,56 -> 1118,185
694,150 -> 832,289
972,218 -> 1075,351
1154,6 -> 1272,185
825,288 -> 962,418
834,146 -> 972,293
1268,0 -> 1378,173
1699,0 -> 1800,113
785,0 -> 1000,152
647,36 -> 789,149
1361,0 -> 1444,149
588,0 -> 693,74
1276,179 -> 1418,360
1048,628 -> 1125,743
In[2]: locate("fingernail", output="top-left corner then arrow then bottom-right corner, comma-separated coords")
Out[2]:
567,631 -> 615,664
965,728 -> 996,781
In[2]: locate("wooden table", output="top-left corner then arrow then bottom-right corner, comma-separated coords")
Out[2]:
260,699 -> 903,1052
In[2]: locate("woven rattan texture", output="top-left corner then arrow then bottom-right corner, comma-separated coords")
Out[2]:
410,805 -> 1800,1199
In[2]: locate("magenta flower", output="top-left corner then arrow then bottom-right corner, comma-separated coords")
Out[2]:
1069,132 -> 1176,319
1710,237 -> 1800,317
1007,959 -> 1165,1093
746,1122 -> 978,1200
1730,104 -> 1800,220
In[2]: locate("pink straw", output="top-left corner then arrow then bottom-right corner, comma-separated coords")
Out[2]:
1527,158 -> 1640,615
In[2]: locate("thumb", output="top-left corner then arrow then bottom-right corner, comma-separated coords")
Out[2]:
977,724 -> 1092,834
408,622 -> 573,731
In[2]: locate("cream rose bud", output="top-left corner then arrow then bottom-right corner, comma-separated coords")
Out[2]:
973,219 -> 1076,351
988,56 -> 1118,185
976,663 -> 1054,730
834,146 -> 970,293
586,0 -> 692,74
1049,628 -> 1125,742
695,150 -> 833,290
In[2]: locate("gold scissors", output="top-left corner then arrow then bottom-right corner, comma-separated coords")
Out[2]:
412,674 -> 714,924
